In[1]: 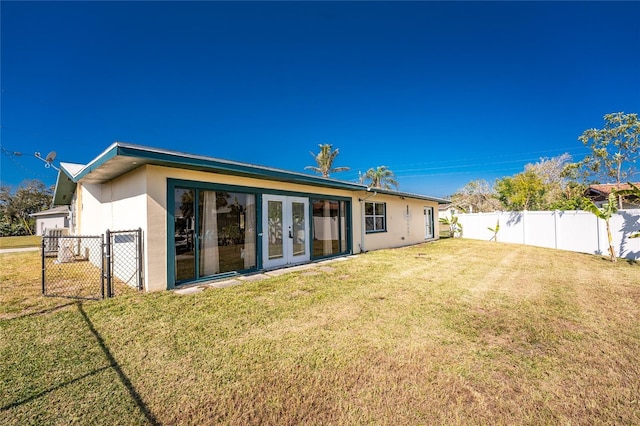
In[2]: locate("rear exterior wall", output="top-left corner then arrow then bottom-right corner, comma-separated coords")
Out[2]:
76,164 -> 439,291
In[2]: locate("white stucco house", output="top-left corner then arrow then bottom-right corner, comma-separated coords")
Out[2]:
52,142 -> 447,291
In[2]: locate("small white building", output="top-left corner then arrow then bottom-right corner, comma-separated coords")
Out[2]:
30,206 -> 70,236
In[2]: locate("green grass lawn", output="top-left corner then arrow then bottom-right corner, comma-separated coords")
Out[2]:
1,239 -> 639,425
0,235 -> 41,249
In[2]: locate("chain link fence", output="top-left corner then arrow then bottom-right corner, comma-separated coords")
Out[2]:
42,228 -> 143,300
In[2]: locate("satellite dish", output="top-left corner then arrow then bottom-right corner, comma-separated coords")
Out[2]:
34,150 -> 60,171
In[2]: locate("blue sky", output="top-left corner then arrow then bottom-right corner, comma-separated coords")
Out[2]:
1,1 -> 639,198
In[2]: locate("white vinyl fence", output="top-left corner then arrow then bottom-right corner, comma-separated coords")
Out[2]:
457,209 -> 640,261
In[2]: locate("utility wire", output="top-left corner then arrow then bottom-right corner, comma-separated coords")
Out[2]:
0,144 -> 56,181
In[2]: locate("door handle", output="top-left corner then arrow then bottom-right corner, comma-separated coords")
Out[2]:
289,227 -> 293,239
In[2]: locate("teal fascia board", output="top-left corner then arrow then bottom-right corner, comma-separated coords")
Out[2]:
73,142 -> 447,203
71,144 -> 120,182
117,144 -> 364,191
52,169 -> 77,206
370,188 -> 450,205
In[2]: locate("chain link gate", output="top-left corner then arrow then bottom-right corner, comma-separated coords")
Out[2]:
106,229 -> 144,297
42,228 -> 143,299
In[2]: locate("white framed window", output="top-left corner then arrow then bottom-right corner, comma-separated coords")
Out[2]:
365,202 -> 386,233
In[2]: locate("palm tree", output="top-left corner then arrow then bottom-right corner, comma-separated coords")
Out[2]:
439,214 -> 462,238
361,166 -> 399,190
583,193 -> 618,262
304,144 -> 350,178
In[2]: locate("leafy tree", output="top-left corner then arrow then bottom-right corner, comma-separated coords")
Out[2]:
527,153 -> 576,208
495,154 -> 585,211
548,181 -> 588,210
0,180 -> 53,236
582,193 -> 619,262
360,166 -> 399,190
450,179 -> 501,213
305,144 -> 350,178
495,169 -> 546,211
578,112 -> 640,208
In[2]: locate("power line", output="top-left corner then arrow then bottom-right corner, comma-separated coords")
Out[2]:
339,149 -> 588,181
0,144 -> 57,181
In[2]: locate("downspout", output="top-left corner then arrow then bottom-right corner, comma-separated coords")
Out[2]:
358,189 -> 377,253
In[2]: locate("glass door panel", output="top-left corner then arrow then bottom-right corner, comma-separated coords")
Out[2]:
292,202 -> 306,256
199,190 -> 220,276
174,188 -> 196,282
268,200 -> 284,260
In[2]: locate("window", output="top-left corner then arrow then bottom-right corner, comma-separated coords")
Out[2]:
365,202 -> 386,233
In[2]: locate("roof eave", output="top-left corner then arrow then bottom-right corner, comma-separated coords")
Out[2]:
69,142 -> 447,202
52,168 -> 77,206
74,142 -> 368,192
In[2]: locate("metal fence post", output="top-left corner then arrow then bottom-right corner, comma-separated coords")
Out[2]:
41,237 -> 46,295
100,234 -> 106,299
137,227 -> 143,291
105,229 -> 112,298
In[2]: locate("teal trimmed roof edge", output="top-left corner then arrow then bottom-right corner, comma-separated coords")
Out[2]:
58,142 -> 450,205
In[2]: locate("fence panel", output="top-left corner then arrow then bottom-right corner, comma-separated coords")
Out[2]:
500,212 -> 524,243
458,213 -> 497,240
457,209 -> 640,260
42,235 -> 105,300
611,211 -> 640,260
554,211 -> 600,254
523,212 -> 556,249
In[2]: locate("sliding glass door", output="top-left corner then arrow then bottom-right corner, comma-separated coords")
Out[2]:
173,188 -> 256,284
311,199 -> 348,258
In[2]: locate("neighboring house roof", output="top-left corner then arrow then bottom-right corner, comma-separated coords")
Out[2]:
585,183 -> 640,209
586,183 -> 640,200
53,142 -> 449,206
586,183 -> 640,196
30,205 -> 69,217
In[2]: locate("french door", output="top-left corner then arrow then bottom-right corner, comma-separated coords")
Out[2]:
424,206 -> 434,239
262,195 -> 309,269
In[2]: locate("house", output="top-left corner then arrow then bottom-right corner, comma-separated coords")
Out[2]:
52,142 -> 447,291
585,183 -> 640,209
30,205 -> 70,236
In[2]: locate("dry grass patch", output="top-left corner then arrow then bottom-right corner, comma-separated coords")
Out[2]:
0,235 -> 41,249
1,240 -> 639,425
0,251 -> 78,319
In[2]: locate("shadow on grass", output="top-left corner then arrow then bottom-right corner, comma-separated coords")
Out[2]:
0,366 -> 112,411
1,302 -> 160,425
2,302 -> 77,321
76,302 -> 160,425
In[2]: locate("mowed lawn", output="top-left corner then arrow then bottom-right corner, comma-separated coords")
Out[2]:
1,239 -> 639,425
